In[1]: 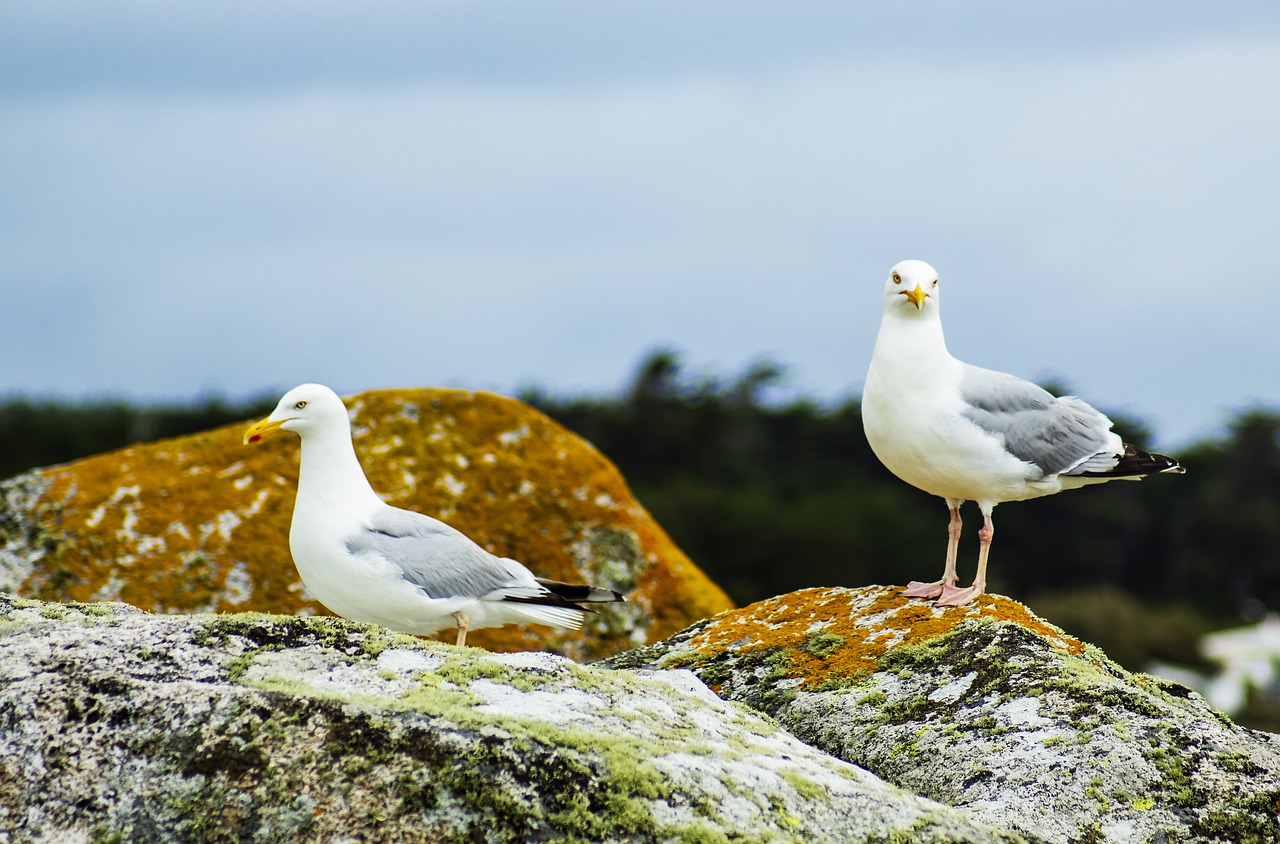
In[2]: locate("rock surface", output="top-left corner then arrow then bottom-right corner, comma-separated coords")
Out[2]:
603,586 -> 1280,844
0,387 -> 732,659
0,593 -> 1027,844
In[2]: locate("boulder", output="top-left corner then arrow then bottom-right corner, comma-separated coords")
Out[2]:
0,593 -> 1028,844
603,585 -> 1280,844
0,388 -> 731,660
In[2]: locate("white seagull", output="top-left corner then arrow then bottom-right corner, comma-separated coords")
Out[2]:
244,383 -> 624,645
862,260 -> 1184,607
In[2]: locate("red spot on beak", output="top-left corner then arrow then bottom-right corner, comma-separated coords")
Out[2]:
248,434 -> 262,444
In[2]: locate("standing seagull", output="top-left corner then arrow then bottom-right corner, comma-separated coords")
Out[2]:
244,383 -> 624,645
862,260 -> 1184,607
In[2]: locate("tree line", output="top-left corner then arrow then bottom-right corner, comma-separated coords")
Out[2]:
3,352 -> 1278,676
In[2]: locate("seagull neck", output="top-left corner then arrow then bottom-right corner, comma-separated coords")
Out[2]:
879,311 -> 950,358
296,427 -> 383,513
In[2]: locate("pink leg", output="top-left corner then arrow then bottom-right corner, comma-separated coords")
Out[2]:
902,501 -> 963,599
454,610 -> 470,647
937,508 -> 993,607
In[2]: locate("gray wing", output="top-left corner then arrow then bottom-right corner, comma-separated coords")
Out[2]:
959,365 -> 1117,477
345,506 -> 540,600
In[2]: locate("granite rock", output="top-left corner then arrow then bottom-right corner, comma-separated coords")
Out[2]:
603,585 -> 1280,844
0,593 -> 1027,844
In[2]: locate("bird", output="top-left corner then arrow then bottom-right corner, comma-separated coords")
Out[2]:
862,259 -> 1184,607
243,383 -> 625,646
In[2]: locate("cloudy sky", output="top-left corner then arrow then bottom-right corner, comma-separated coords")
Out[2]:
2,1 -> 1278,450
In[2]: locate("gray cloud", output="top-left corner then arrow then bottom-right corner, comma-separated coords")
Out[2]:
3,1 -> 1276,97
1,3 -> 1278,450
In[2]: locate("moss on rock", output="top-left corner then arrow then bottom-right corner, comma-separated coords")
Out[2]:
605,585 -> 1280,844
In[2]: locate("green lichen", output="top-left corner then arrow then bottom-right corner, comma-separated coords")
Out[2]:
1143,725 -> 1198,808
575,525 -> 644,594
88,604 -> 121,617
230,641 -> 804,841
877,694 -> 935,727
857,816 -> 1010,844
87,825 -> 126,844
200,619 -> 706,840
874,619 -> 1022,701
1071,821 -> 1106,843
800,631 -> 846,659
778,770 -> 827,801
1084,777 -> 1110,811
433,651 -> 557,693
1217,751 -> 1264,775
656,649 -> 710,670
965,716 -> 1007,736
1192,798 -> 1280,844
195,610 -> 422,659
857,690 -> 888,707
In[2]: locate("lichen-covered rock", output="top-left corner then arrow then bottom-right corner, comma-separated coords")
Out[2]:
0,388 -> 732,659
604,585 -> 1280,844
0,594 -> 1032,844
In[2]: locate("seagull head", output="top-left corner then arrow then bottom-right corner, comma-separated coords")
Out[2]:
243,383 -> 349,445
884,259 -> 939,315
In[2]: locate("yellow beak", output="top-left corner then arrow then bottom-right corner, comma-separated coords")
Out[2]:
903,284 -> 927,309
243,417 -> 285,445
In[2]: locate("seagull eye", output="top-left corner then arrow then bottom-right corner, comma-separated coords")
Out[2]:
294,400 -> 308,410
892,272 -> 902,285
932,279 -> 938,287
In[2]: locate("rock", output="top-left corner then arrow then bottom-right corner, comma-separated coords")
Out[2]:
0,593 -> 1029,844
603,585 -> 1280,844
0,388 -> 732,660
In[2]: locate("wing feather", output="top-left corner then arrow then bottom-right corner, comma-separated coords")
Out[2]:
959,366 -> 1119,477
345,506 -> 537,600
345,506 -> 628,611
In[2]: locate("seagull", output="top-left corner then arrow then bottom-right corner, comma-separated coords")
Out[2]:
244,383 -> 624,646
862,260 -> 1184,607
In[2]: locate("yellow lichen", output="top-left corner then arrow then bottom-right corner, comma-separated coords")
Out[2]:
687,585 -> 1085,689
17,388 -> 733,659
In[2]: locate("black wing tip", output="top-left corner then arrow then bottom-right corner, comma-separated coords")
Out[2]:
533,577 -> 628,605
1121,444 -> 1185,476
1077,443 -> 1185,478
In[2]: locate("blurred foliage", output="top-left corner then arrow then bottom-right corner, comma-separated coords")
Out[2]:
1239,687 -> 1280,734
3,353 -> 1280,689
1027,584 -> 1219,671
0,392 -> 276,478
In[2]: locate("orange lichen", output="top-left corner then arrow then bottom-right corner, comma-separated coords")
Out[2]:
13,388 -> 733,660
686,585 -> 1085,689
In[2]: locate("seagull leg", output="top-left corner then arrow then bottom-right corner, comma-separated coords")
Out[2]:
453,610 -> 470,647
902,500 -> 963,599
937,507 -> 993,607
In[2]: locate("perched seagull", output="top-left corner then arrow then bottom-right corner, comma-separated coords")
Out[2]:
244,383 -> 624,646
862,260 -> 1184,607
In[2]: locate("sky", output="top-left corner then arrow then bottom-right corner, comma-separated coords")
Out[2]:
2,1 -> 1278,451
